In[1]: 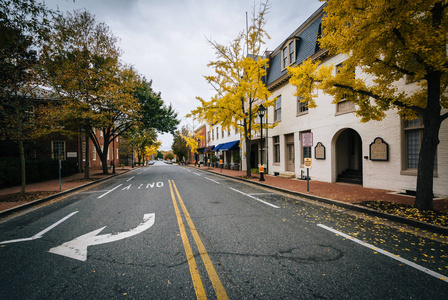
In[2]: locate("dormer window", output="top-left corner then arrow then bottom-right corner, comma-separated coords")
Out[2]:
281,38 -> 298,69
289,41 -> 295,64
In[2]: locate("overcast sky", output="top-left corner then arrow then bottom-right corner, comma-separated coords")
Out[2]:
43,0 -> 323,150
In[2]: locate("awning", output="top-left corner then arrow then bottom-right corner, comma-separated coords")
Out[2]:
213,143 -> 224,151
202,145 -> 214,153
218,140 -> 240,151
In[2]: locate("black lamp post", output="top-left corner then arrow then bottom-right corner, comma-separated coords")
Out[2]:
258,103 -> 266,181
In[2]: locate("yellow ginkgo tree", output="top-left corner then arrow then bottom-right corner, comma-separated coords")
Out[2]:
288,0 -> 448,210
189,1 -> 276,177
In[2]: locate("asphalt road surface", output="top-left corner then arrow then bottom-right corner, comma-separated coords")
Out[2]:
1,161 -> 447,299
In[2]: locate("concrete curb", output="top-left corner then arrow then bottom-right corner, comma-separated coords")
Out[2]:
0,169 -> 133,219
196,166 -> 448,236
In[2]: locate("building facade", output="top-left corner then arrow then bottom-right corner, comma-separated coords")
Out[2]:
245,5 -> 447,197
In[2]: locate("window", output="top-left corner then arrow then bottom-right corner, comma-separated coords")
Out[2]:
301,131 -> 312,165
289,41 -> 295,64
116,148 -> 119,160
274,95 -> 282,122
93,146 -> 97,161
222,129 -> 224,138
403,115 -> 437,172
273,136 -> 280,163
297,96 -> 308,115
107,146 -> 110,160
315,23 -> 322,53
212,129 -> 214,141
282,39 -> 297,69
282,47 -> 288,69
228,129 -> 230,137
216,127 -> 219,140
51,141 -> 65,160
335,63 -> 355,115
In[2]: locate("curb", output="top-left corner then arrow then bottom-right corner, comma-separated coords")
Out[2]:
195,166 -> 448,236
0,169 -> 133,219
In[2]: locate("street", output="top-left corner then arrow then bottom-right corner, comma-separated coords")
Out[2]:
0,161 -> 447,299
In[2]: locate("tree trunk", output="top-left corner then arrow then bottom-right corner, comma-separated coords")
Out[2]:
414,72 -> 442,210
245,137 -> 251,177
19,139 -> 26,194
244,115 -> 251,177
101,152 -> 109,174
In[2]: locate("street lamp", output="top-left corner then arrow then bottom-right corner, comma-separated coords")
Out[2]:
258,103 -> 266,181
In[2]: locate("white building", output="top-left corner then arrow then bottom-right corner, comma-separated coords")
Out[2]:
243,5 -> 448,197
205,124 -> 241,169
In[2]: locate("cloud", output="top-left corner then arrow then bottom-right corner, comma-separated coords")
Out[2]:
44,0 -> 323,150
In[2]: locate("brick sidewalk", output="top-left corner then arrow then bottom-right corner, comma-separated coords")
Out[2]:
190,165 -> 448,211
0,167 -> 133,212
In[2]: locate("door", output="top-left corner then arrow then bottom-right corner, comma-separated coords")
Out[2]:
287,143 -> 295,171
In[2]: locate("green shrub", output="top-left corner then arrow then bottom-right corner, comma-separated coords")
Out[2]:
251,168 -> 267,174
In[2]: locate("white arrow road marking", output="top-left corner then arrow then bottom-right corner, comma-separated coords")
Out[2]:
122,184 -> 131,190
48,213 -> 155,261
0,211 -> 78,244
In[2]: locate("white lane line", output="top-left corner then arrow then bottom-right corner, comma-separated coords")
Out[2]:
250,193 -> 275,196
127,176 -> 135,182
205,177 -> 220,184
122,184 -> 131,190
97,184 -> 123,199
317,224 -> 448,283
192,172 -> 201,176
229,188 -> 280,209
138,184 -> 143,189
0,211 -> 79,244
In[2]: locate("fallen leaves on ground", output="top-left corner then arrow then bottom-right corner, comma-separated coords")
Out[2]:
0,192 -> 59,203
357,200 -> 448,227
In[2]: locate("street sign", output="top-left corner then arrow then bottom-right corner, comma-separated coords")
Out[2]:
302,132 -> 313,147
304,158 -> 312,168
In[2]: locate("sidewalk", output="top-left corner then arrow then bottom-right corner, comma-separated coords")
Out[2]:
0,166 -> 133,212
190,165 -> 448,212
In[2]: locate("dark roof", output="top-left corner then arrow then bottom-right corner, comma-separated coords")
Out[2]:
266,4 -> 325,86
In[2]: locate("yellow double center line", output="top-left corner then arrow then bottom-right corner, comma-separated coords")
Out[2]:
169,180 -> 228,300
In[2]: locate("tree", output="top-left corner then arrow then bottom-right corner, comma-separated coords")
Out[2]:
88,66 -> 141,174
124,127 -> 158,165
42,9 -> 122,178
164,152 -> 174,160
171,126 -> 189,161
288,0 -> 448,210
0,0 -> 54,193
189,1 -> 275,177
136,78 -> 179,135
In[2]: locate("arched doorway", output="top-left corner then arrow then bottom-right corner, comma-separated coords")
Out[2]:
335,128 -> 363,184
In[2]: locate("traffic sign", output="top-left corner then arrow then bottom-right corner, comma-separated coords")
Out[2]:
304,158 -> 312,168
